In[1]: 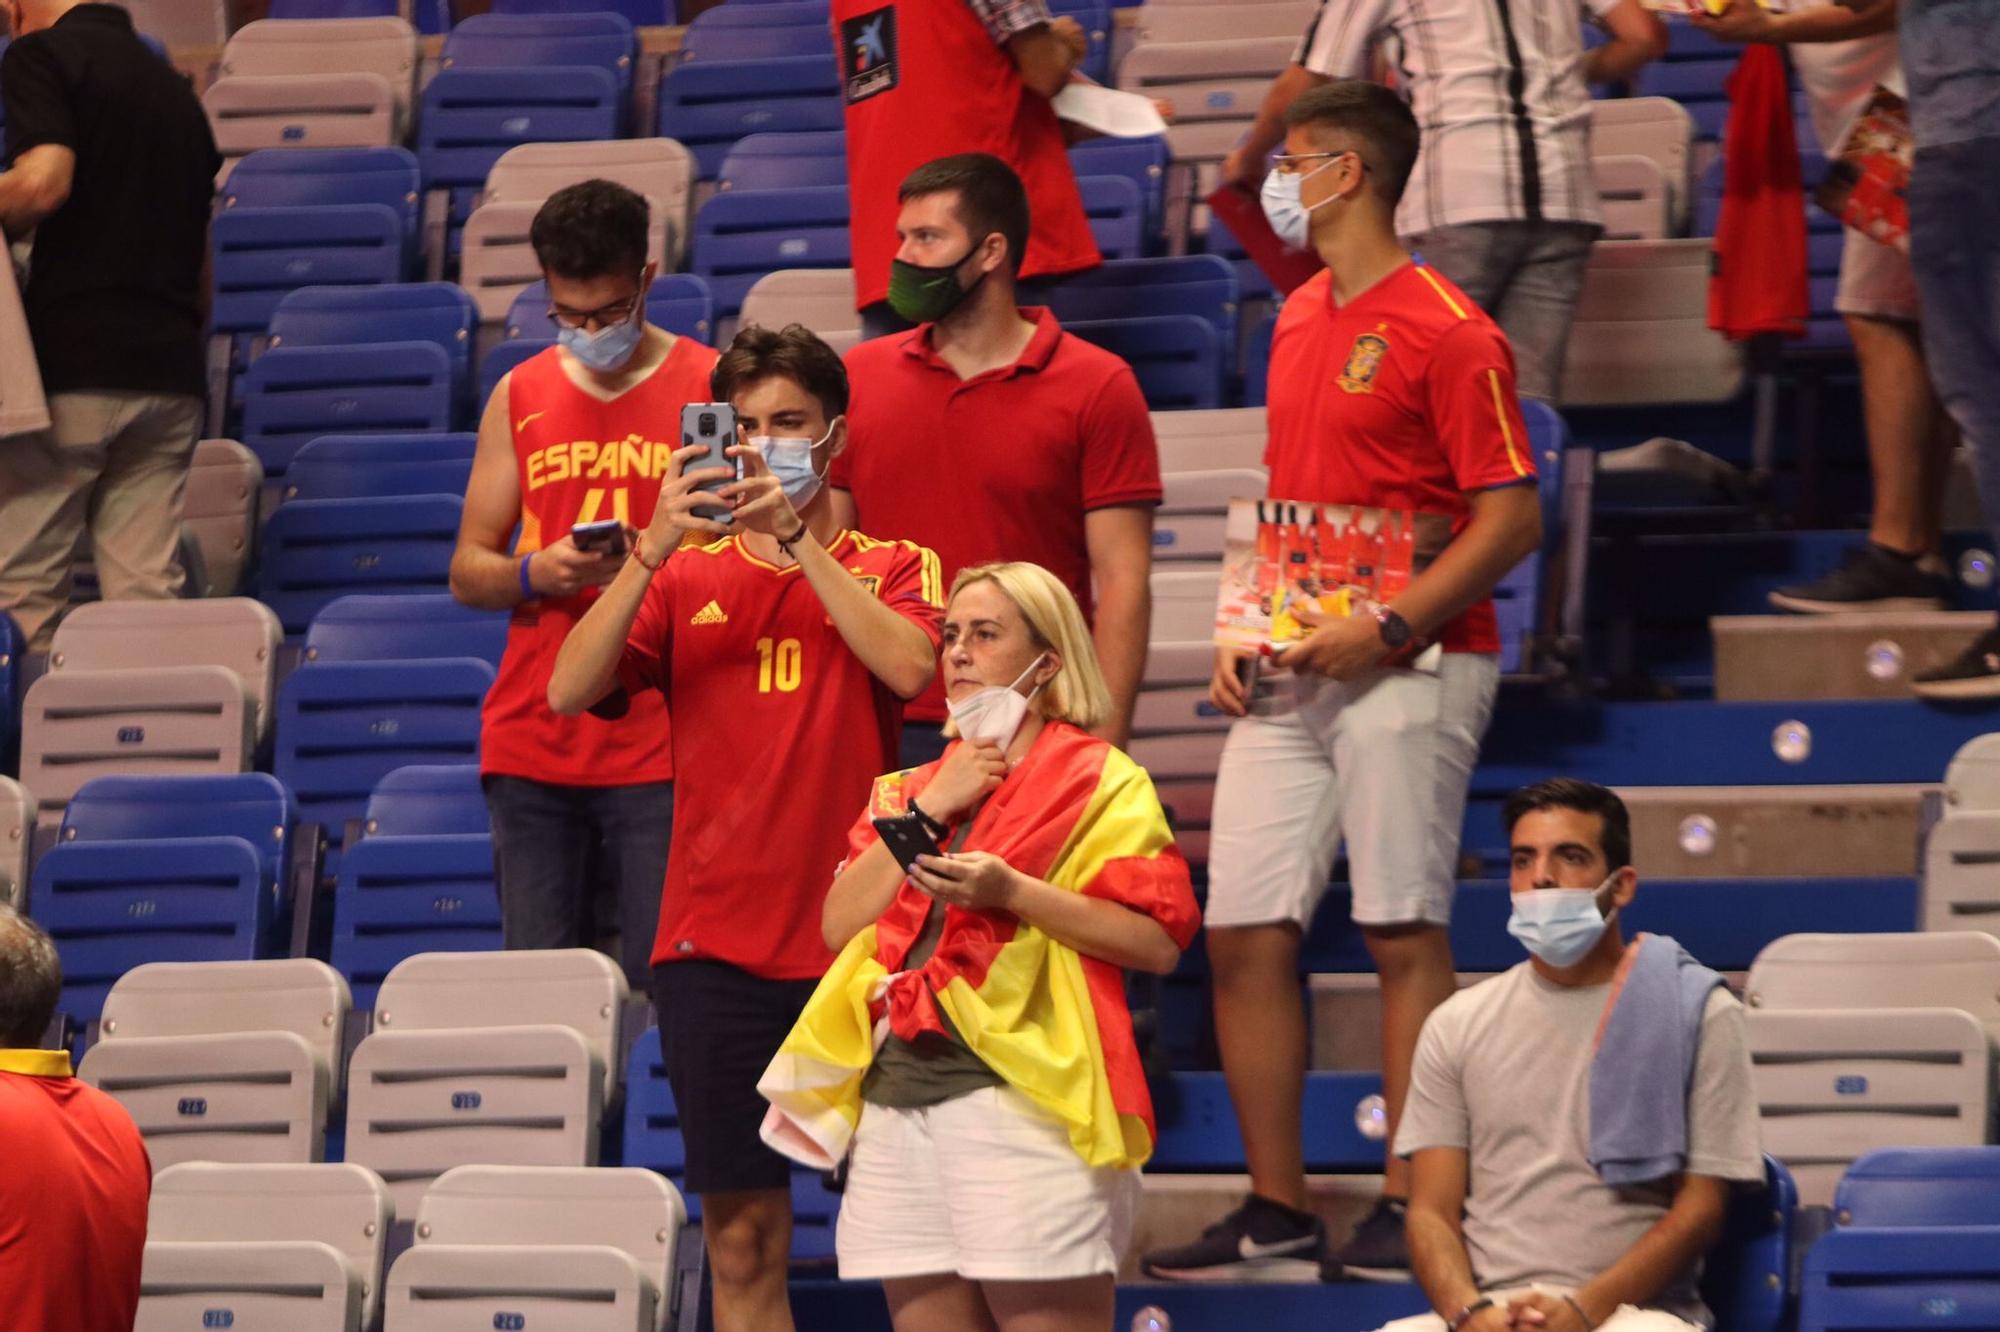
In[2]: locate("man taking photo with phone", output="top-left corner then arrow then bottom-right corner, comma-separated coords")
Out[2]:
549,324 -> 945,1332
451,179 -> 718,991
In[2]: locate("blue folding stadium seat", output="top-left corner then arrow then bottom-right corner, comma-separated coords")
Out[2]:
365,765 -> 490,836
332,831 -> 499,1008
27,774 -> 295,1021
490,0 -> 668,26
306,594 -> 508,669
269,0 -> 449,28
443,12 -> 637,100
270,283 -> 479,409
1023,254 -> 1240,345
657,54 -> 843,181
1066,316 -> 1225,411
1077,174 -> 1146,261
1702,1157 -> 1797,1332
1800,1152 -> 2000,1332
1069,134 -> 1168,247
284,432 -> 478,503
1244,308 -> 1277,407
273,656 -> 493,850
1203,207 -> 1275,303
1490,402 -> 1570,676
239,342 -> 455,478
505,274 -> 716,344
692,184 -> 853,322
223,148 -> 423,278
257,495 -> 463,638
1835,1147 -> 2000,1227
0,611 -> 20,773
683,1 -> 830,62
790,1167 -> 840,1261
1635,19 -> 1740,141
1046,0 -> 1111,83
477,340 -> 544,407
623,1031 -> 697,1217
717,130 -> 847,193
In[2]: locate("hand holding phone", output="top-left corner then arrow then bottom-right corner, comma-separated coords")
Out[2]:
569,518 -> 628,557
679,402 -> 742,520
873,814 -> 943,873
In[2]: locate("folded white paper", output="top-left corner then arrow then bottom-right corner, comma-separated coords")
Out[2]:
1052,82 -> 1169,139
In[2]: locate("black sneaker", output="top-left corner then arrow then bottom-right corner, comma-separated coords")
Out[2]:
1140,1195 -> 1326,1282
1768,543 -> 1948,614
1914,626 -> 2000,700
1331,1197 -> 1414,1282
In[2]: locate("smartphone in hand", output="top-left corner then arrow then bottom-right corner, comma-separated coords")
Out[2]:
680,402 -> 741,519
570,518 -> 628,557
873,814 -> 943,872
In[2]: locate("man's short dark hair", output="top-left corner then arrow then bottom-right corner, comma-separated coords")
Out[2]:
713,323 -> 850,420
1502,778 -> 1633,872
1283,80 -> 1421,208
530,179 -> 650,281
0,907 -> 62,1048
898,153 -> 1031,277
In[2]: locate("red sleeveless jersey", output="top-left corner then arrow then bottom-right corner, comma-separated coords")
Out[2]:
479,337 -> 720,786
833,0 -> 1099,309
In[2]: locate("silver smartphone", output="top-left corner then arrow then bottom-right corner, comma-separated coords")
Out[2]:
679,402 -> 740,519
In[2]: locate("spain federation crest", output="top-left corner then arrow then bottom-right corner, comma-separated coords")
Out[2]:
1338,332 -> 1390,394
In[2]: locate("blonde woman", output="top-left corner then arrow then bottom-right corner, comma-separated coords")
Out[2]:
760,561 -> 1200,1332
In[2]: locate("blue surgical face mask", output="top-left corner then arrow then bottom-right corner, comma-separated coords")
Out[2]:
557,297 -> 646,373
749,416 -> 841,510
1260,157 -> 1342,249
1507,873 -> 1621,969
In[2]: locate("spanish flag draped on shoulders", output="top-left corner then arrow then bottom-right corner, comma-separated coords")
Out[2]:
760,721 -> 1199,1172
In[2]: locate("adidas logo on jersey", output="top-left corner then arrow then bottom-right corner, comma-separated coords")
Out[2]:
690,600 -> 728,626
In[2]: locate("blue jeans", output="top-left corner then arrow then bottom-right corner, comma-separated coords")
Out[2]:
482,775 -> 672,991
1909,137 -> 2000,569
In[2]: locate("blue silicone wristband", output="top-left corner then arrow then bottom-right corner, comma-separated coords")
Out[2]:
518,553 -> 536,600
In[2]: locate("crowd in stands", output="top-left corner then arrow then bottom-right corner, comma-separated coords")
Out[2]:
1,0 -> 1999,1330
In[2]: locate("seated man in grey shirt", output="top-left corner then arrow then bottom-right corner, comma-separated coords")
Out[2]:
1377,779 -> 1763,1332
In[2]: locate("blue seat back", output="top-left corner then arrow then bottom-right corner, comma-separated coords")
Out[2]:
257,494 -> 464,637
285,432 -> 478,503
623,1030 -> 698,1216
683,3 -> 830,62
270,282 -> 479,404
1024,255 -> 1240,344
418,65 -> 623,194
717,129 -> 847,193
274,658 -> 493,849
1701,1156 -> 1796,1332
240,343 -> 456,478
29,838 -> 274,1021
1635,20 -> 1739,140
1046,0 -> 1110,81
1066,315 -> 1224,411
1204,207 -> 1275,303
0,612 -> 20,773
1800,1227 -> 2000,1331
210,205 -> 408,338
1834,1147 -> 2000,1227
61,773 -> 295,893
332,831 -> 499,1008
366,764 -> 490,836
224,147 -> 422,264
307,594 -> 508,669
657,54 -> 843,180
790,1168 -> 840,1260
1491,401 -> 1568,675
442,12 -> 636,96
1244,308 -> 1277,406
489,0 -> 669,24
504,274 -> 715,344
692,184 -> 852,319
1069,134 -> 1167,244
1077,174 -> 1146,261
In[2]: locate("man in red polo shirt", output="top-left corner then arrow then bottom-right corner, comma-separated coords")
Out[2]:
0,907 -> 151,1331
1144,82 -> 1542,1284
832,152 -> 1159,760
452,181 -> 719,991
833,0 -> 1099,338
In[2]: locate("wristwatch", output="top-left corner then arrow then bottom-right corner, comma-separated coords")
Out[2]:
1448,1298 -> 1495,1331
1371,604 -> 1413,649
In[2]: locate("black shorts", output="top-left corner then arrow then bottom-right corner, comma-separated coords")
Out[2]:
650,959 -> 819,1196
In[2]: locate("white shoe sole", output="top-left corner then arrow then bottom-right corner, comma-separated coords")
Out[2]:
1766,592 -> 1945,615
1913,674 -> 2000,700
1337,1263 -> 1417,1283
1142,1256 -> 1324,1284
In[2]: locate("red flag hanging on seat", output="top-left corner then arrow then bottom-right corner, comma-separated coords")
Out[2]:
1708,43 -> 1809,340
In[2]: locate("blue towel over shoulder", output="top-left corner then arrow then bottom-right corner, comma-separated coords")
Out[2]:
1588,933 -> 1725,1186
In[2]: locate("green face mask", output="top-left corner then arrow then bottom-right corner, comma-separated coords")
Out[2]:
886,243 -> 985,324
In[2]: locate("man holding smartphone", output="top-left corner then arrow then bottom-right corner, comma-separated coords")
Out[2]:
549,325 -> 944,1332
450,180 -> 718,991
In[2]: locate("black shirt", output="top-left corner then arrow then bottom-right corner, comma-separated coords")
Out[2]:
1,6 -> 220,397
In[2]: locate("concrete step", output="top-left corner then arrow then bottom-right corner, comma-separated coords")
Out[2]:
1712,611 -> 1990,701
1617,784 -> 1928,878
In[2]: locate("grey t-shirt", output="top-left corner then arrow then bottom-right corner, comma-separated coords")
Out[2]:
1394,963 -> 1764,1327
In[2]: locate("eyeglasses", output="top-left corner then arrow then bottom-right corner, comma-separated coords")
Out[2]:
546,281 -> 645,332
1272,149 -> 1370,176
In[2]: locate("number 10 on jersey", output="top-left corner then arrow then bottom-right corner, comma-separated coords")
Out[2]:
756,637 -> 802,693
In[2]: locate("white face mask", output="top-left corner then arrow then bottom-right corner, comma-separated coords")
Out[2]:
747,416 -> 840,510
1260,157 -> 1342,249
946,653 -> 1049,752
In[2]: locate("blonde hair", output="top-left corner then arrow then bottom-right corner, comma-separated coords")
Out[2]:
944,561 -> 1111,733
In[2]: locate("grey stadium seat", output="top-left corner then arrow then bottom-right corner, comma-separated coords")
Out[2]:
185,440 -> 264,597
0,776 -> 32,907
47,597 -> 282,740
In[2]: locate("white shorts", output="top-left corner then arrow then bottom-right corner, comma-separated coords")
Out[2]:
1204,655 -> 1499,930
1375,1287 -> 1702,1332
835,1085 -> 1140,1283
1835,231 -> 1921,323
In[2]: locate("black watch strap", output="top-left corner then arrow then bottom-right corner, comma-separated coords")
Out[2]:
907,797 -> 949,840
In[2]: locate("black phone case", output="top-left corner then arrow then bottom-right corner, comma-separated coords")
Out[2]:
872,814 -> 942,872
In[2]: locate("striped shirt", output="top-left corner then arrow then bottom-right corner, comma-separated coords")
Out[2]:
1295,0 -> 1619,235
966,0 -> 1054,44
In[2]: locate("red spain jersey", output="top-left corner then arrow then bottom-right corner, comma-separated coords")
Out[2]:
480,338 -> 719,786
615,531 -> 946,980
1265,261 -> 1535,654
833,0 -> 1099,309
